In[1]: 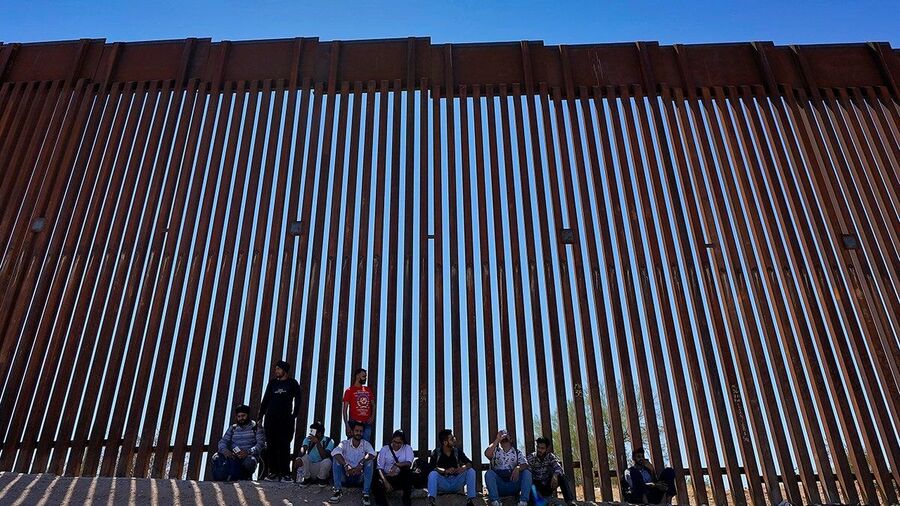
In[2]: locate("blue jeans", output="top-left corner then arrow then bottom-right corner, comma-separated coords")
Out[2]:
332,459 -> 374,494
211,453 -> 257,481
485,469 -> 532,502
427,468 -> 477,499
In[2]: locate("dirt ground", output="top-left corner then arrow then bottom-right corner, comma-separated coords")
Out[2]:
0,472 -> 605,506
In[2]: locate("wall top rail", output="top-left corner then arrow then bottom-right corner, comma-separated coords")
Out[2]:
0,37 -> 897,97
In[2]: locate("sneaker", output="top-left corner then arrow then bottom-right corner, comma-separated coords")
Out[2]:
263,473 -> 280,482
319,479 -> 328,488
518,502 -> 528,506
330,488 -> 343,503
298,478 -> 315,488
362,494 -> 371,506
280,474 -> 294,483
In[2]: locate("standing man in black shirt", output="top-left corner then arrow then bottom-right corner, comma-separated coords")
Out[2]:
259,360 -> 302,482
426,428 -> 477,506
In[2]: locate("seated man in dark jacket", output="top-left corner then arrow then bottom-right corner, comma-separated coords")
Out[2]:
623,447 -> 676,504
212,404 -> 266,481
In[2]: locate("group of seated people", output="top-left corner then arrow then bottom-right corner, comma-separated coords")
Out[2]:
211,361 -> 677,505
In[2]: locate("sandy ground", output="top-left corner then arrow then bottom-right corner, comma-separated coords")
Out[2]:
0,472 -> 600,506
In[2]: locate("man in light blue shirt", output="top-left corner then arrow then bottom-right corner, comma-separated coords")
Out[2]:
296,421 -> 336,486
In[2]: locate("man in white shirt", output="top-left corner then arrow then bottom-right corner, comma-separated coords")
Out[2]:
330,421 -> 376,505
483,430 -> 531,506
374,430 -> 415,506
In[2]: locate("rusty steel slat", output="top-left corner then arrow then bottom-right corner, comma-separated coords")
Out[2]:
398,42 -> 418,438
604,87 -> 665,464
128,79 -> 216,478
457,85 -> 483,461
793,87 -> 900,498
617,85 -> 688,501
500,86 -> 540,451
114,80 -> 204,477
163,81 -> 243,479
416,78 -> 430,453
327,81 -> 365,435
431,83 -> 446,434
44,83 -> 140,476
364,79 -> 392,438
631,89 -> 707,504
346,80 -> 376,382
443,51 -> 465,444
687,89 -> 781,504
199,82 -> 262,478
748,86 -> 859,503
776,86 -> 882,503
489,85 -> 527,441
380,79 -> 405,443
662,87 -> 748,504
470,85 -> 500,440
532,84 -> 576,484
729,85 -> 838,503
310,80 -> 352,424
287,78 -> 325,432
545,85 -> 596,497
707,85 -> 807,504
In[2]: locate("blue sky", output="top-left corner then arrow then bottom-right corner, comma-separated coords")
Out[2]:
2,0 -> 898,46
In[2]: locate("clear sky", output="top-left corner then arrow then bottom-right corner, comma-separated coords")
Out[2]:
2,0 -> 898,46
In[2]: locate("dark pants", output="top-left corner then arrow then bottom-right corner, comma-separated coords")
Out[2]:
625,467 -> 676,504
533,473 -> 575,504
265,418 -> 295,477
211,454 -> 257,481
374,468 -> 413,506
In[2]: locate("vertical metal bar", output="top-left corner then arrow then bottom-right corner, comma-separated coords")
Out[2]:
365,79 -> 392,439
431,83 -> 446,433
416,78 -> 431,453
380,78 -> 405,443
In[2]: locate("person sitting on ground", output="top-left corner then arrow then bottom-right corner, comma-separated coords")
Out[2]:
426,428 -> 477,506
623,447 -> 676,505
330,421 -> 376,505
484,429 -> 531,506
295,420 -> 335,487
211,404 -> 266,481
373,429 -> 415,506
527,436 -> 576,506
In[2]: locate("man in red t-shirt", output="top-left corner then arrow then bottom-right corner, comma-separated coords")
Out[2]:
343,368 -> 375,444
